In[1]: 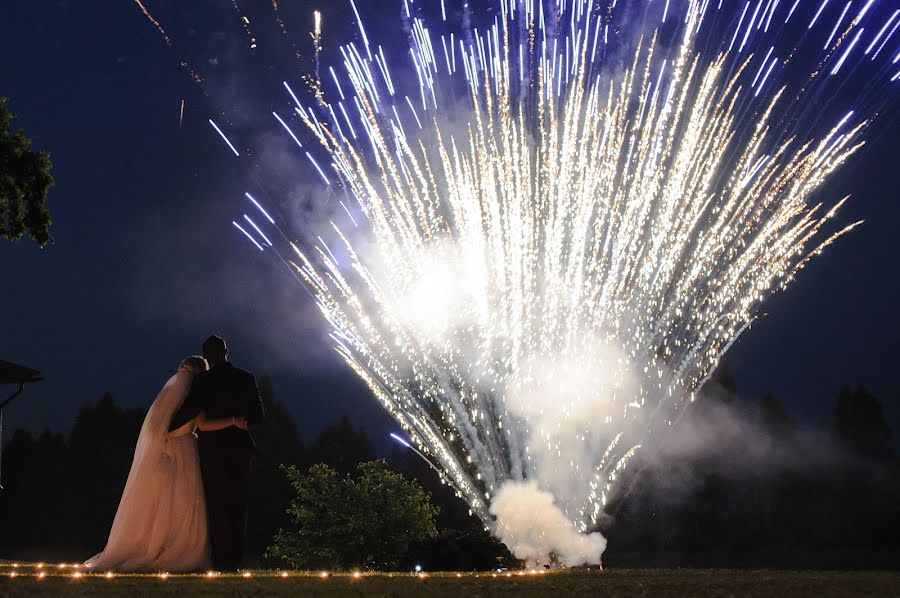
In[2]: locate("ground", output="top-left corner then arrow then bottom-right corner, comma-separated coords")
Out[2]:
1,561 -> 898,596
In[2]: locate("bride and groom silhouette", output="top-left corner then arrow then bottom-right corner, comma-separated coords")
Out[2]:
84,335 -> 265,572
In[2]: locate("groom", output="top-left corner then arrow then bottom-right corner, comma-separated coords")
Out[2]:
169,335 -> 265,571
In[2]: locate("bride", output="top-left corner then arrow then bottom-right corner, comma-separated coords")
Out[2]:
84,356 -> 247,572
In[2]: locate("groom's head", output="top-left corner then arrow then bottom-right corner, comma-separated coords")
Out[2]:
202,335 -> 228,367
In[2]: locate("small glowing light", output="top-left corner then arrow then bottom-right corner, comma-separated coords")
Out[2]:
36,563 -> 44,569
12,564 -> 18,568
159,573 -> 169,580
58,564 -> 67,569
105,572 -> 115,579
72,572 -> 83,579
281,572 -> 289,578
414,564 -> 422,572
352,571 -> 362,579
320,571 -> 330,579
456,573 -> 462,578
206,571 -> 216,578
37,572 -> 46,579
9,573 -> 17,578
242,572 -> 252,578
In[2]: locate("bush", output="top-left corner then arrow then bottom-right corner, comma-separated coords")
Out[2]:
265,460 -> 438,570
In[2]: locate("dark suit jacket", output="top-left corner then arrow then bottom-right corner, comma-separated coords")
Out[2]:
168,362 -> 265,456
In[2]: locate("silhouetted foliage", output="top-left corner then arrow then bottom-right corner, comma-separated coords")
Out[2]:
835,386 -> 894,461
0,429 -> 70,557
2,371 -> 899,570
306,415 -> 375,475
708,362 -> 738,399
0,98 -> 54,246
757,392 -> 795,442
604,379 -> 900,569
401,528 -> 516,571
67,392 -> 145,551
387,448 -> 479,531
0,392 -> 143,559
266,460 -> 438,570
246,374 -> 305,557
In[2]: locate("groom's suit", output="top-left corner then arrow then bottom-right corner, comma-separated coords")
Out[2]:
169,362 -> 265,571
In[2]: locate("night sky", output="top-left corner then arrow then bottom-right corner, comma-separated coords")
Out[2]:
1,0 -> 898,448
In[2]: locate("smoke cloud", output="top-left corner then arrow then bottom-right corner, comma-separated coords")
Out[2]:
490,480 -> 607,566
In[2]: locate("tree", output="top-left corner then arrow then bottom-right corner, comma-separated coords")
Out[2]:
246,374 -> 306,557
835,386 -> 894,461
67,392 -> 146,551
387,447 -> 481,531
306,415 -> 375,475
0,98 -> 53,246
0,429 -> 71,557
757,392 -> 794,441
266,460 -> 439,570
706,362 -> 737,401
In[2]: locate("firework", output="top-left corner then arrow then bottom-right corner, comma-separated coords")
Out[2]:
232,0 -> 893,563
132,1 -> 205,89
209,119 -> 240,157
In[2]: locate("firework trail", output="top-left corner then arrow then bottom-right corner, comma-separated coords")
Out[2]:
311,11 -> 325,104
132,0 -> 171,45
271,0 -> 305,65
231,1 -> 259,50
131,0 -> 204,88
231,0 -> 894,565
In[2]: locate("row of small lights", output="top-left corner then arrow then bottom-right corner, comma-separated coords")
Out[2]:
4,562 -> 549,580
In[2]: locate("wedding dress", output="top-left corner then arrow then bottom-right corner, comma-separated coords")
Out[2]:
84,371 -> 210,572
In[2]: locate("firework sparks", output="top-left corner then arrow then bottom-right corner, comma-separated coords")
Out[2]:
309,10 -> 325,104
208,119 -> 240,157
132,0 -> 171,46
241,0 -> 895,564
132,0 -> 205,88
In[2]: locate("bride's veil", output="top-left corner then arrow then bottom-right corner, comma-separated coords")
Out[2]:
133,371 -> 192,473
84,371 -> 193,570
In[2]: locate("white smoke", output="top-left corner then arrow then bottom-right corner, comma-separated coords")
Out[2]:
490,481 -> 607,566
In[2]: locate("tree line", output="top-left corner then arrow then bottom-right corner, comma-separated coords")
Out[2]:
603,366 -> 899,568
0,375 -> 509,570
0,367 -> 897,569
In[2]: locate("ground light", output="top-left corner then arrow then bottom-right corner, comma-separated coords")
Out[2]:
0,561 -> 575,582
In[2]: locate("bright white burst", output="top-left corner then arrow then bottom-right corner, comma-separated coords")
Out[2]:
233,0 -> 895,564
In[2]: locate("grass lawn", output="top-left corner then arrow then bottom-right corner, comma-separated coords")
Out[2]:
1,561 -> 898,596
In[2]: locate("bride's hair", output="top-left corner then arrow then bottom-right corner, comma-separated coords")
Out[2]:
179,356 -> 208,374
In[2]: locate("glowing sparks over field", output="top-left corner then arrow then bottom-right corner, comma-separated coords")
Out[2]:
244,0 -> 896,564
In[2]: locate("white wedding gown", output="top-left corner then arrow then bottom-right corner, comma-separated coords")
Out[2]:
84,371 -> 211,572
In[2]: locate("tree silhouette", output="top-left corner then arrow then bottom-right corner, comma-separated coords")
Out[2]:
757,392 -> 795,442
246,374 -> 306,558
0,98 -> 54,246
307,415 -> 375,476
835,386 -> 894,461
67,392 -> 145,552
706,362 -> 738,401
0,429 -> 70,557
